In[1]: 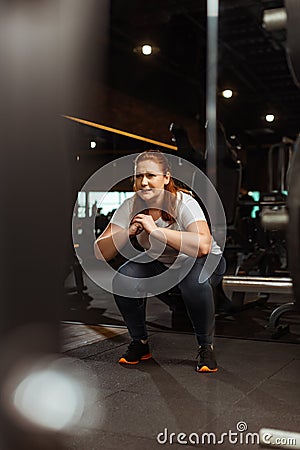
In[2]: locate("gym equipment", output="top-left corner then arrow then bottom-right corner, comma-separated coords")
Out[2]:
268,139 -> 293,193
223,276 -> 293,298
209,110 -> 293,312
267,135 -> 300,336
223,276 -> 293,336
285,0 -> 300,88
222,134 -> 292,312
169,122 -> 205,169
64,250 -> 88,299
263,0 -> 300,88
263,8 -> 287,32
241,138 -> 291,267
221,0 -> 300,334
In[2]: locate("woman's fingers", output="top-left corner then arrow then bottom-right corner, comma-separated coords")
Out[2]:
132,215 -> 157,234
129,222 -> 143,235
133,214 -> 148,220
135,223 -> 143,233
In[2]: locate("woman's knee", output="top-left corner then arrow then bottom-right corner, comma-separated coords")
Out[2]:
210,256 -> 226,287
179,275 -> 212,297
117,261 -> 137,277
112,262 -> 134,294
112,261 -> 149,297
181,255 -> 226,288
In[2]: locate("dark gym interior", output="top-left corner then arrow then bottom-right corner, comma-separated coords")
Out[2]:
1,1 -> 300,449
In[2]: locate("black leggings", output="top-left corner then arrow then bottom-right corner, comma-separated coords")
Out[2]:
113,255 -> 226,346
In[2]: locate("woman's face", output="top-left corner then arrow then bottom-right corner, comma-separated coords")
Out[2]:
134,159 -> 170,203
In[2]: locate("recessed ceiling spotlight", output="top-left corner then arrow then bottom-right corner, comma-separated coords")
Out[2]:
222,89 -> 233,99
265,114 -> 275,122
90,141 -> 97,149
142,44 -> 152,55
133,44 -> 160,56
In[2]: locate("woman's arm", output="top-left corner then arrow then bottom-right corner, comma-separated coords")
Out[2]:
132,214 -> 211,258
94,222 -> 143,261
153,221 -> 212,258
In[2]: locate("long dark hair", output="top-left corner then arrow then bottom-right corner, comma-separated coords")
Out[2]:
131,150 -> 190,224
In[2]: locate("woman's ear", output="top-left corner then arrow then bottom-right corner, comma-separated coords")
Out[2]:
164,171 -> 171,185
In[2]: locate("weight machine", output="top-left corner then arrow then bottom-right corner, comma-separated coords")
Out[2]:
222,0 -> 300,338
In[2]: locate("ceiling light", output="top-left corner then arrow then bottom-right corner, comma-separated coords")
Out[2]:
222,89 -> 233,99
265,114 -> 275,122
133,44 -> 160,56
90,141 -> 97,149
142,45 -> 152,55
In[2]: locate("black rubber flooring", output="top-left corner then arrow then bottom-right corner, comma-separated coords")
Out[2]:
63,331 -> 300,450
61,271 -> 300,448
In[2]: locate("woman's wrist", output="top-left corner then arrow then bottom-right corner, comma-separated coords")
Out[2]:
149,227 -> 166,242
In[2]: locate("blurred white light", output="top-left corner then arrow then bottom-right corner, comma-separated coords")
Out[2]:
222,89 -> 233,99
76,155 -> 80,161
141,45 -> 152,55
133,44 -> 159,55
207,0 -> 219,17
90,141 -> 97,149
265,114 -> 275,122
13,369 -> 85,431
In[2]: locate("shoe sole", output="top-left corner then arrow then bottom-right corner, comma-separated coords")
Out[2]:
196,365 -> 218,373
119,353 -> 152,365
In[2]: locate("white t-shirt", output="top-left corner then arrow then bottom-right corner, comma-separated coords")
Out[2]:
110,191 -> 222,267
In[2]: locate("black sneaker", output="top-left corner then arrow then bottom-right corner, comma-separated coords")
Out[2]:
119,340 -> 152,365
196,345 -> 218,373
